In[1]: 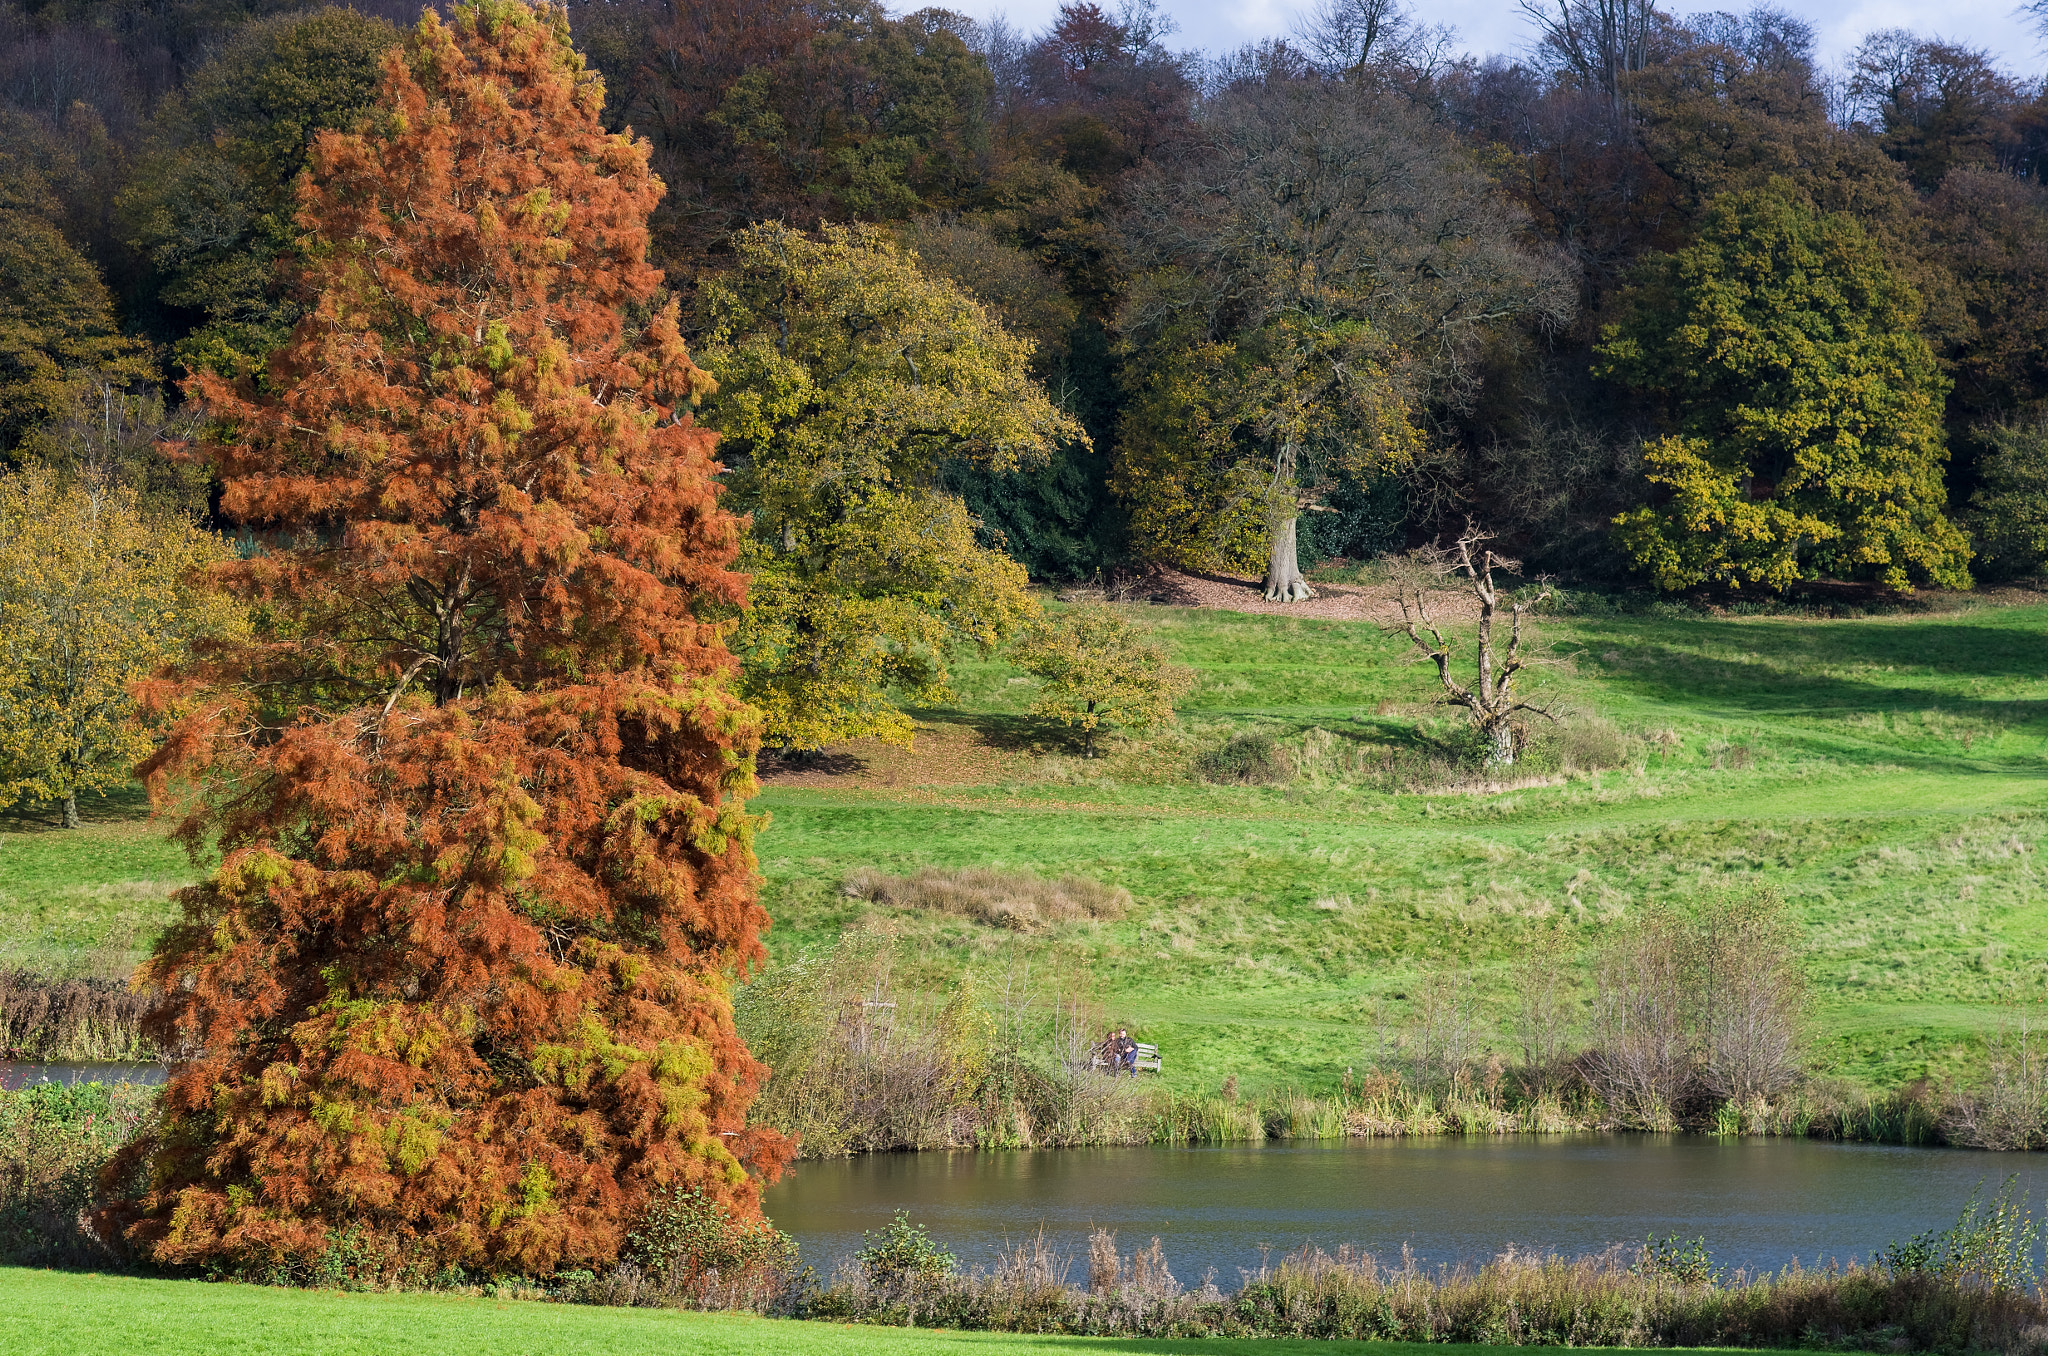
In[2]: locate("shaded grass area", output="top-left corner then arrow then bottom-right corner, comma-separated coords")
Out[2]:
0,1267 -> 1820,1356
8,597 -> 2048,1093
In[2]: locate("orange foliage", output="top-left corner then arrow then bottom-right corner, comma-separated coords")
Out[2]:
99,0 -> 790,1281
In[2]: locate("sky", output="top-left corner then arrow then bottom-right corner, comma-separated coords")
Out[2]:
933,0 -> 2048,77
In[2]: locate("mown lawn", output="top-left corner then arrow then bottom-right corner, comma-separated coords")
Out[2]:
8,592 -> 2048,1091
0,1267 -> 1810,1356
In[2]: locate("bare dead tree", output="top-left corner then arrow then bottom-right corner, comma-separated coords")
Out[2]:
1384,531 -> 1553,766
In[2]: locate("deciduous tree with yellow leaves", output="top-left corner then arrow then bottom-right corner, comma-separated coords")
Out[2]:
0,469 -> 239,827
698,222 -> 1085,749
1011,604 -> 1191,757
1603,187 -> 1971,592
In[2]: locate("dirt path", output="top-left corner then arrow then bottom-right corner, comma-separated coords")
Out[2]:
1082,567 -> 1486,624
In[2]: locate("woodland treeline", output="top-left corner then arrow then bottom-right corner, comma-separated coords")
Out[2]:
6,0 -> 2048,597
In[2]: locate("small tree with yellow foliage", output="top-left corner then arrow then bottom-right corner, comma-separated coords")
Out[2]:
0,469 -> 240,826
1012,605 -> 1192,757
699,222 -> 1085,750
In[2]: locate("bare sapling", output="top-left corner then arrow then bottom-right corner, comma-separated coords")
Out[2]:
1404,963 -> 1484,1091
1946,991 -> 2048,1150
1585,910 -> 1690,1129
1385,530 -> 1553,766
1690,889 -> 1806,1112
1511,932 -> 1577,1099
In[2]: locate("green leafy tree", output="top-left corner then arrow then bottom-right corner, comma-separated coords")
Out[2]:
0,157 -> 155,454
1116,80 -> 1570,600
118,6 -> 400,375
1603,187 -> 1970,591
1968,418 -> 2048,578
698,222 -> 1085,749
0,469 -> 240,827
1011,604 -> 1191,757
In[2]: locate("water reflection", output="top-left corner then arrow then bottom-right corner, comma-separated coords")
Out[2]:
763,1136 -> 2037,1283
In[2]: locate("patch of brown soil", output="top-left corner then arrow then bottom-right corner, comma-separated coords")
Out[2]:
1086,567 -> 1485,624
757,721 -> 1040,789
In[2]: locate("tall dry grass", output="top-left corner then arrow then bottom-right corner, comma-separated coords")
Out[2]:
800,1220 -> 2048,1352
735,931 -> 1153,1155
735,914 -> 2048,1155
842,867 -> 1128,931
0,969 -> 154,1061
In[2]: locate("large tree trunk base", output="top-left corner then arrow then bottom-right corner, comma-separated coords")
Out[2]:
1262,516 -> 1316,603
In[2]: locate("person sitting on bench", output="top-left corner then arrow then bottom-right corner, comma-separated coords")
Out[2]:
1114,1028 -> 1138,1075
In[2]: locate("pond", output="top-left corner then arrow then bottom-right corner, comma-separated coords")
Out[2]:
762,1135 -> 2039,1283
0,1061 -> 166,1091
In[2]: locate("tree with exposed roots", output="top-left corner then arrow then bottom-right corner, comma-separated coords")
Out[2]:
100,0 -> 791,1282
1384,532 -> 1552,767
1116,79 -> 1571,602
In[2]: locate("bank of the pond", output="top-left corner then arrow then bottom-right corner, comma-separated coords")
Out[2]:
0,1268 -> 1821,1356
756,1080 -> 1949,1160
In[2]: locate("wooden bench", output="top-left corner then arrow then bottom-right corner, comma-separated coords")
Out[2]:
1091,1041 -> 1162,1074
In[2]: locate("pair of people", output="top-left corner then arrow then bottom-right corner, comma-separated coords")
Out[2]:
1101,1027 -> 1138,1075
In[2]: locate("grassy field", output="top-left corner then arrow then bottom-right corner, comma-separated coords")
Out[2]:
0,1267 -> 1817,1356
7,587 -> 2048,1094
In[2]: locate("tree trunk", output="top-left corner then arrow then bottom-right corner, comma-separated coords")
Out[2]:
1262,515 -> 1315,602
1486,721 -> 1514,768
62,791 -> 79,828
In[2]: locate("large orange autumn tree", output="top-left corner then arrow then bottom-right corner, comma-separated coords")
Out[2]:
101,0 -> 789,1280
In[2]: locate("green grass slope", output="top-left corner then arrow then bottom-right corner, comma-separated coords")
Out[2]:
753,596 -> 2048,1094
0,1267 -> 1813,1356
7,593 -> 2048,1094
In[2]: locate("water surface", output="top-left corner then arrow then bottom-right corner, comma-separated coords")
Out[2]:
0,1061 -> 165,1091
763,1135 -> 2036,1283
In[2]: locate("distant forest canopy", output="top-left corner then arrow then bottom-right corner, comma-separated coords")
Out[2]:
5,0 -> 2048,589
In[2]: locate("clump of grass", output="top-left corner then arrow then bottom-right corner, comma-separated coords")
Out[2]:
797,1200 -> 2048,1352
841,867 -> 1128,930
1192,733 -> 1290,784
0,968 -> 156,1060
1524,718 -> 1639,773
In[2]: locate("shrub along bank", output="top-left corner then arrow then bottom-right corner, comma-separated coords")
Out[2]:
0,1268 -> 1847,1356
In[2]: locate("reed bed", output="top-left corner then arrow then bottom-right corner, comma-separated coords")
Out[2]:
0,968 -> 153,1061
801,1226 -> 2048,1353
